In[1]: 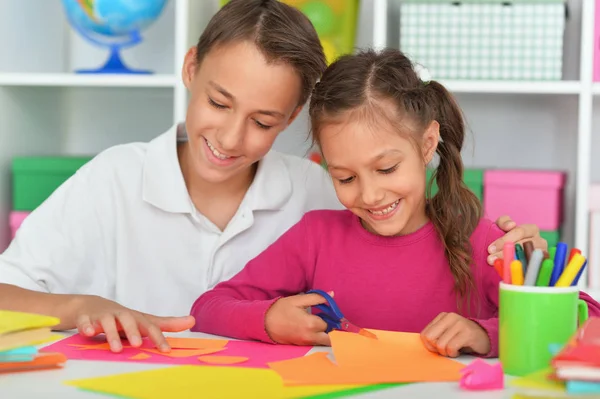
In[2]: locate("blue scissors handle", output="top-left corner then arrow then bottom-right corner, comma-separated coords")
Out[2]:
307,289 -> 344,333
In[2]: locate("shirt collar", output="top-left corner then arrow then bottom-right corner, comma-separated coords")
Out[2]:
142,124 -> 193,213
245,150 -> 292,211
142,124 -> 293,214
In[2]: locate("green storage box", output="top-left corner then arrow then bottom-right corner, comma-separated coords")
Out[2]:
12,156 -> 93,211
540,230 -> 560,248
426,168 -> 484,202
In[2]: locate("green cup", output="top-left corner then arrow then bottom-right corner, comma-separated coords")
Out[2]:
499,282 -> 588,377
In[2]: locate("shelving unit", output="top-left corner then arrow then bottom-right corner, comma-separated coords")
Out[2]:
373,0 -> 599,298
0,0 -> 598,298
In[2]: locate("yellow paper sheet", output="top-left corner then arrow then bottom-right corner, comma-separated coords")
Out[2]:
65,365 -> 368,399
0,310 -> 60,335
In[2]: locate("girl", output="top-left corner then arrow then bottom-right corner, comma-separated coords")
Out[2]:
0,0 -> 542,354
191,48 -> 600,358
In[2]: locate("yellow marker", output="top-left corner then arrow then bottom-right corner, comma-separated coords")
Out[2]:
510,260 -> 524,285
555,253 -> 586,287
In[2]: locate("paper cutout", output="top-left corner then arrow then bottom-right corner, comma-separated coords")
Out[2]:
0,328 -> 54,352
42,334 -> 311,368
459,359 -> 504,391
269,330 -> 464,385
69,343 -> 115,351
129,353 -> 151,360
0,310 -> 60,335
65,364 -> 393,399
138,348 -> 225,358
165,337 -> 228,349
0,352 -> 67,373
198,355 -> 248,365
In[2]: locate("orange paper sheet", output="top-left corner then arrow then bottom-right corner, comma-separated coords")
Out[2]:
0,352 -> 67,373
269,330 -> 464,385
129,353 -> 152,360
198,355 -> 249,365
139,348 -> 226,358
164,337 -> 228,349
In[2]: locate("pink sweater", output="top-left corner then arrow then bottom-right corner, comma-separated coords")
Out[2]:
191,210 -> 600,357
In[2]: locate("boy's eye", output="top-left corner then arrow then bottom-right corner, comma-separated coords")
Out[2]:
338,176 -> 355,184
378,164 -> 399,174
254,120 -> 272,130
208,97 -> 227,109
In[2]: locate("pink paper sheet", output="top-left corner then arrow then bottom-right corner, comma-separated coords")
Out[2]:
41,334 -> 310,369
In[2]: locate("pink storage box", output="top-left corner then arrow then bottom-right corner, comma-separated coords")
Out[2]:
9,211 -> 30,239
483,170 -> 565,231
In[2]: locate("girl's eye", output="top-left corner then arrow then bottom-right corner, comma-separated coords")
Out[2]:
208,97 -> 227,109
254,120 -> 272,130
378,164 -> 399,174
338,176 -> 355,184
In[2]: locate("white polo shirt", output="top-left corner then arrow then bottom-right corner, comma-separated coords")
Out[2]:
0,124 -> 342,317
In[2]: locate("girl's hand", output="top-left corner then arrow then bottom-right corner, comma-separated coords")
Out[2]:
265,292 -> 331,346
73,295 -> 195,353
420,312 -> 490,358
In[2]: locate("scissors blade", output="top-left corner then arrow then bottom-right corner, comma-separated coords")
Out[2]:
339,318 -> 378,340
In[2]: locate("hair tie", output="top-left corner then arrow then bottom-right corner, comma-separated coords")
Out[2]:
414,63 -> 431,85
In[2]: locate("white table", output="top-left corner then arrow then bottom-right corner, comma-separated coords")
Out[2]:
1,331 -> 518,398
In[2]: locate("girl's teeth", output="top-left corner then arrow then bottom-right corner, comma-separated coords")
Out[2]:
206,139 -> 231,160
369,200 -> 399,216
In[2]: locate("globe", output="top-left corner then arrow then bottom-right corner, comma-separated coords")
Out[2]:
62,0 -> 168,74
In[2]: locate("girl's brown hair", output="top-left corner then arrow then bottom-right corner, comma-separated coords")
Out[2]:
196,0 -> 327,106
309,48 -> 482,299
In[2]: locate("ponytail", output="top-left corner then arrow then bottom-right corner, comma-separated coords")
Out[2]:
426,81 -> 482,301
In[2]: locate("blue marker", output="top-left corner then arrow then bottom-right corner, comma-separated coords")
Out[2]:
549,242 -> 567,286
571,259 -> 588,286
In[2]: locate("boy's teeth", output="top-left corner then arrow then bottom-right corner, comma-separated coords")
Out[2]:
369,200 -> 399,216
206,139 -> 231,160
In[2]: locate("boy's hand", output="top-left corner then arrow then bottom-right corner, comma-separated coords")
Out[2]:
265,292 -> 331,346
488,215 -> 548,265
74,295 -> 195,353
420,312 -> 490,358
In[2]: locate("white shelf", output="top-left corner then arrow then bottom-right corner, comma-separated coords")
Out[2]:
440,80 -> 581,95
0,73 -> 178,88
591,83 -> 600,95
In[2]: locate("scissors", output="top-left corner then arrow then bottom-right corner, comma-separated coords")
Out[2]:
307,289 -> 377,339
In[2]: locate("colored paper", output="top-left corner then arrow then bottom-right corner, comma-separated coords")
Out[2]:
198,355 -> 248,365
0,328 -> 54,352
129,353 -> 151,360
42,334 -> 311,368
0,310 -> 60,335
65,365 -> 391,399
0,352 -> 67,373
165,337 -> 228,349
269,330 -> 464,385
139,348 -> 225,358
459,359 -> 504,391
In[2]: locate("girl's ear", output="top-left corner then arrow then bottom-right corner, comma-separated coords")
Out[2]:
182,47 -> 199,90
422,120 -> 440,165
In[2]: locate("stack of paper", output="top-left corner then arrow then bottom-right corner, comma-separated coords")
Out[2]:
511,317 -> 600,397
0,310 -> 66,372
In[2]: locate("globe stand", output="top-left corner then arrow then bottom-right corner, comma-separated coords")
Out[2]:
76,45 -> 151,75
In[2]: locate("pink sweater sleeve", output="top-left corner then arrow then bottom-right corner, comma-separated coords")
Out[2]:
190,215 -> 315,343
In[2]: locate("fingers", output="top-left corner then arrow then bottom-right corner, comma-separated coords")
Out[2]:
311,331 -> 331,346
98,314 -> 123,352
488,221 -> 544,265
75,314 -> 96,337
115,312 -> 143,347
421,313 -> 463,357
139,321 -> 170,352
292,293 -> 330,308
494,215 -> 516,232
151,315 -> 196,333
